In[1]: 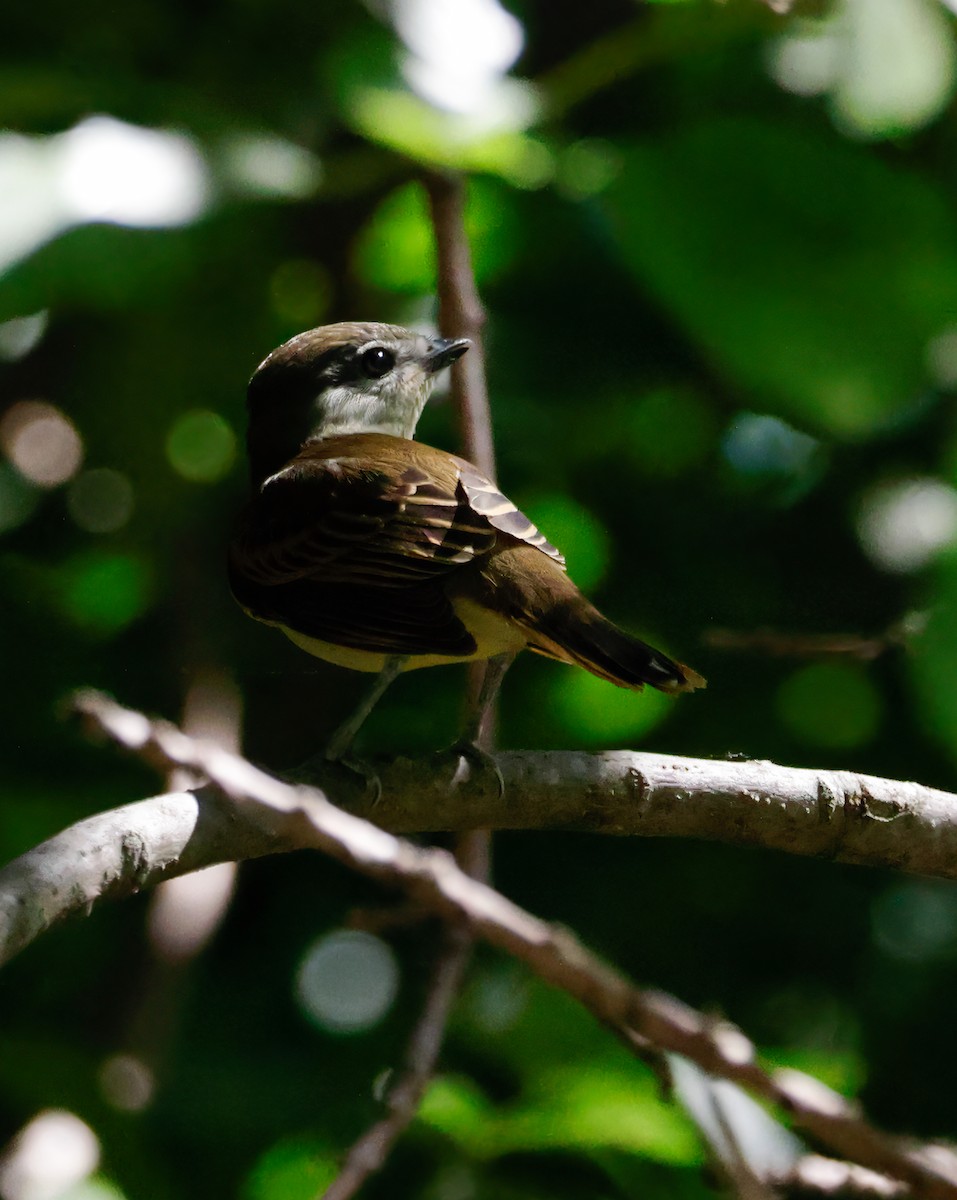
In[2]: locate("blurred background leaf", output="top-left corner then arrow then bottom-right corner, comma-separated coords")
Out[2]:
5,0 -> 957,1197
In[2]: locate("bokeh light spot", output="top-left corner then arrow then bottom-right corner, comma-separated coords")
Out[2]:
62,551 -> 151,632
0,1110 -> 99,1200
766,23 -> 840,97
67,468 -> 134,533
553,667 -> 672,746
722,413 -> 819,479
776,661 -> 881,749
1,400 -> 83,487
858,478 -> 957,573
517,494 -> 609,592
269,260 -> 332,327
392,0 -> 524,115
166,411 -> 236,483
295,930 -> 399,1034
222,134 -> 321,200
0,311 -> 48,361
98,1054 -> 155,1114
629,388 -> 715,477
61,115 -> 208,227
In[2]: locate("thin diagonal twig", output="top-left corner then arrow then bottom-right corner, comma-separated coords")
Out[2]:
320,921 -> 471,1200
59,690 -> 957,1200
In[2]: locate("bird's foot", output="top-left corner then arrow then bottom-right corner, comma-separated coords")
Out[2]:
291,751 -> 383,806
430,740 -> 504,800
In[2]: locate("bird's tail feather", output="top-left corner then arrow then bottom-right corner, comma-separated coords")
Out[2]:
523,604 -> 705,695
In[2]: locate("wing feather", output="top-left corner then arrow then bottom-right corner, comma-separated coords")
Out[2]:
228,434 -> 565,657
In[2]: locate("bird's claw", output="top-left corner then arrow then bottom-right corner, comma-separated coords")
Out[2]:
291,751 -> 383,805
331,754 -> 383,805
431,740 -> 505,800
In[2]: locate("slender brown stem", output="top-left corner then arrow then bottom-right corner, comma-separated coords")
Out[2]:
320,922 -> 471,1200
320,170 -> 495,1199
424,169 -> 494,480
424,168 -> 498,749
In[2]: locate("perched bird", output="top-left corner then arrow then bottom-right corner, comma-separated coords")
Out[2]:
229,321 -> 704,774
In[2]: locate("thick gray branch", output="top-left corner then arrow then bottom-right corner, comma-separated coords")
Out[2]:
356,750 -> 957,878
4,690 -> 953,1200
0,786 -> 285,967
6,733 -> 957,972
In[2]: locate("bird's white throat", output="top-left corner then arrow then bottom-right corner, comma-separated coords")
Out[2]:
311,375 -> 434,440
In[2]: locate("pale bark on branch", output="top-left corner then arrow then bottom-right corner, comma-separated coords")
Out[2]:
4,691 -> 957,1200
317,745 -> 954,875
6,703 -> 957,970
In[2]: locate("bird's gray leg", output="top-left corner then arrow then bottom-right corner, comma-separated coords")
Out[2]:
441,652 -> 515,798
459,652 -> 515,746
324,654 -> 408,763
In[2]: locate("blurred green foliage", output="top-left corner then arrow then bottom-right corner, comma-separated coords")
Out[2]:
5,0 -> 957,1197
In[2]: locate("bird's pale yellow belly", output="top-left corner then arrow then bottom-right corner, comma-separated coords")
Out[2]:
279,595 -> 527,673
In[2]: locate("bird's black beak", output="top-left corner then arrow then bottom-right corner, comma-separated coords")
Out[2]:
425,337 -> 471,373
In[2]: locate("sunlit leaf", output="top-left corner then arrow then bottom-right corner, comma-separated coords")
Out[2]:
420,1069 -> 701,1166
347,88 -> 550,185
353,178 -> 519,294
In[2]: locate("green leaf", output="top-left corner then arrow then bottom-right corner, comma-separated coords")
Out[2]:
353,178 -> 519,294
552,665 -> 674,745
243,1137 -> 340,1200
345,87 -> 550,185
603,119 -> 957,438
420,1069 -> 701,1166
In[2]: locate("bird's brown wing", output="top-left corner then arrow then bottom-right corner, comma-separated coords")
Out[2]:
228,434 -> 562,657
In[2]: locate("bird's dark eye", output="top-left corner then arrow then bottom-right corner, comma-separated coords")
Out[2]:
359,346 -> 395,379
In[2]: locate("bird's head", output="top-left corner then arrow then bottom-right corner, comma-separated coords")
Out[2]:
244,321 -> 470,486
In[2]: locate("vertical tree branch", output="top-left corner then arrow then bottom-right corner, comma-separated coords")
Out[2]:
424,171 -> 495,479
321,170 -> 494,1198
425,167 -> 496,861
425,168 -> 498,763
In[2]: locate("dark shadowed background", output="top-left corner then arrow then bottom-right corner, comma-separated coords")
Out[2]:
4,1 -> 957,1197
